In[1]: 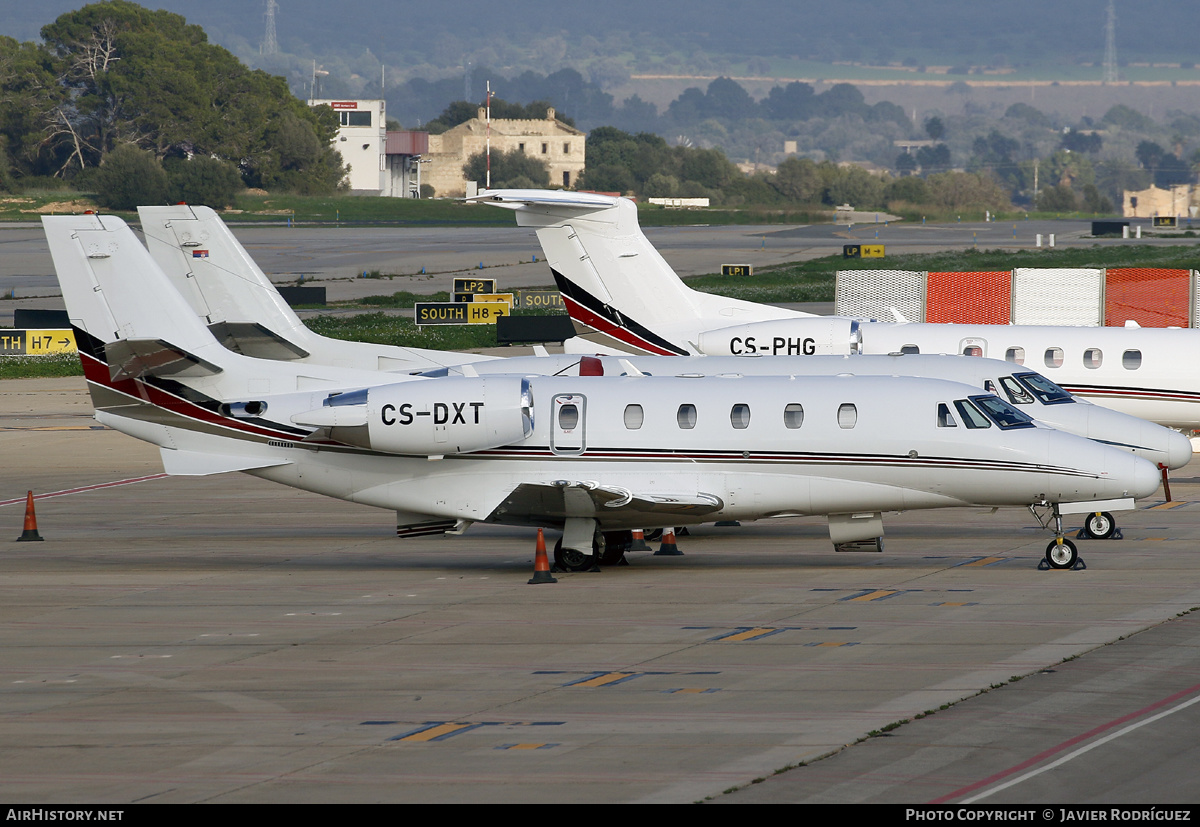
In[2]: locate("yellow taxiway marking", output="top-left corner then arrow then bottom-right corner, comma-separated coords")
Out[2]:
395,723 -> 474,742
722,628 -> 777,642
849,590 -> 897,602
572,672 -> 636,688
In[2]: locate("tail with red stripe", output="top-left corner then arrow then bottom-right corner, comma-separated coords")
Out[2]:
468,189 -> 808,355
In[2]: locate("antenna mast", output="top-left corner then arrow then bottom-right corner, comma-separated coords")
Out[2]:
262,0 -> 279,56
1102,0 -> 1118,84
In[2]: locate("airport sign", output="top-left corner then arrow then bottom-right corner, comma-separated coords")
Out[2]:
0,329 -> 77,356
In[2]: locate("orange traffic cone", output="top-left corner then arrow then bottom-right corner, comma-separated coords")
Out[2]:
528,528 -> 557,584
655,527 -> 682,556
16,491 -> 43,542
629,529 -> 650,551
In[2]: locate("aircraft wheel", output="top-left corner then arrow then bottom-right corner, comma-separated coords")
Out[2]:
554,537 -> 597,572
1045,538 -> 1079,569
600,530 -> 632,565
1084,512 -> 1116,540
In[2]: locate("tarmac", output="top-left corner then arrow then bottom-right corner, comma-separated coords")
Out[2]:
2,376 -> 1200,804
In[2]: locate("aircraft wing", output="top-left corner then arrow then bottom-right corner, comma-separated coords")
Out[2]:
487,480 -> 724,525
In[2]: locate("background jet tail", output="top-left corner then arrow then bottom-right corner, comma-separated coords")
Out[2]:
137,204 -> 497,371
470,189 -> 804,355
138,205 -> 317,351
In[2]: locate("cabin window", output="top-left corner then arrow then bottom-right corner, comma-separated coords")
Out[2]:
837,403 -> 857,429
963,345 -> 983,357
999,376 -> 1035,405
1044,347 -> 1064,368
900,345 -> 920,355
623,404 -> 644,430
1083,348 -> 1103,369
558,403 -> 580,431
1123,349 -> 1142,370
730,403 -> 751,429
1005,347 -> 1025,365
937,403 -> 957,427
954,399 -> 992,429
677,404 -> 697,429
783,403 -> 805,429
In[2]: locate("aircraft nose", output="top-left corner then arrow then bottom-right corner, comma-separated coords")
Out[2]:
1165,429 -> 1194,471
1130,455 -> 1163,499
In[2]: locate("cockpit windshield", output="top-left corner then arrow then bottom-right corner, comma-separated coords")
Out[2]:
1013,372 -> 1074,405
970,394 -> 1037,429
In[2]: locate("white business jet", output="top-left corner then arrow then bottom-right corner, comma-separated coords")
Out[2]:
132,205 -> 1190,482
467,189 -> 1200,432
43,213 -> 1160,570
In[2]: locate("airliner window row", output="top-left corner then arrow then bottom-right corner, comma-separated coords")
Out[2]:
624,400 -> 859,429
902,344 -> 1143,371
626,396 -> 1029,433
626,402 -> 847,431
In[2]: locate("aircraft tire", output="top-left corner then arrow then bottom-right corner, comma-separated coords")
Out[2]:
554,537 -> 598,572
1084,512 -> 1117,540
1045,538 -> 1079,569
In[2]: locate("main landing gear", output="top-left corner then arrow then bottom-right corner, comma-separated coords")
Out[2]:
1078,511 -> 1119,540
553,530 -> 634,572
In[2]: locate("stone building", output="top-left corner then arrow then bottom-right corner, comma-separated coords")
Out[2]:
422,107 -> 586,197
1123,183 -> 1199,219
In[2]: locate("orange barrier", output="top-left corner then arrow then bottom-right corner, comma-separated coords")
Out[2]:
1104,268 -> 1190,327
925,271 -> 1012,324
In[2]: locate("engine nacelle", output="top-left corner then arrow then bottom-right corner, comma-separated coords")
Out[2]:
326,376 -> 533,456
697,317 -> 861,357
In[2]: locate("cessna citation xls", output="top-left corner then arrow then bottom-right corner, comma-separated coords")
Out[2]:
42,213 -> 1161,570
132,205 -> 1191,478
466,189 -> 1200,431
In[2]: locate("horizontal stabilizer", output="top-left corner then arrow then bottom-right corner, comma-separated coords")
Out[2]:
207,321 -> 310,360
465,189 -> 620,211
159,448 -> 291,476
105,339 -> 223,382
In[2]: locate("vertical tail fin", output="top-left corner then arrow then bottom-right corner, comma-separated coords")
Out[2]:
42,214 -> 226,357
469,189 -> 804,355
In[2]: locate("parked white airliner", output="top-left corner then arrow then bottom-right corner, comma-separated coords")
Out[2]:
467,189 -> 1200,431
43,213 -> 1161,569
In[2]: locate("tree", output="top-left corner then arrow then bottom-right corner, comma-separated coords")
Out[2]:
1036,184 -> 1079,212
924,116 -> 946,141
92,143 -> 168,209
165,155 -> 241,208
826,166 -> 884,209
916,143 -> 951,172
463,148 -> 550,188
772,156 -> 823,202
27,1 -> 344,192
